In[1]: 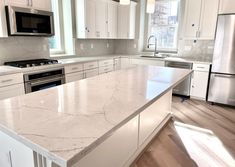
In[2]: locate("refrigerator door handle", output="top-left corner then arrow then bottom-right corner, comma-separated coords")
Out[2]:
214,74 -> 235,78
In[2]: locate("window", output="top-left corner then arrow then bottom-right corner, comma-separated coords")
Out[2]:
147,0 -> 180,52
49,0 -> 64,54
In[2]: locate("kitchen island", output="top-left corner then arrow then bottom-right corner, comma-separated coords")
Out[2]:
0,65 -> 191,167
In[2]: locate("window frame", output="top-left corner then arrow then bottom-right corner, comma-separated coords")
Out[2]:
145,0 -> 180,53
49,0 -> 65,55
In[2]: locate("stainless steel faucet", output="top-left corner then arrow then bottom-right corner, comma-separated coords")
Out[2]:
147,35 -> 159,55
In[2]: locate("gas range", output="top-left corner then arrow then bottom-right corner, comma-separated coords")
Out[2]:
4,59 -> 59,68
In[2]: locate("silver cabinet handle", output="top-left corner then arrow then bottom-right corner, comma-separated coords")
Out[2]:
1,79 -> 13,83
71,67 -> 78,71
9,151 -> 13,167
214,74 -> 235,78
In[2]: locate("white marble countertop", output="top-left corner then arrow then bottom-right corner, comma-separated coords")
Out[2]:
0,65 -> 191,167
0,66 -> 22,76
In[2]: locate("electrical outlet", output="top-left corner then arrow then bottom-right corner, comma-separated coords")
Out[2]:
43,45 -> 48,51
107,43 -> 109,48
133,44 -> 137,49
91,43 -> 94,49
80,43 -> 84,50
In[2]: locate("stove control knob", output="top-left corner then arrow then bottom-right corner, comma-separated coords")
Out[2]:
32,64 -> 35,67
40,63 -> 44,66
26,64 -> 31,68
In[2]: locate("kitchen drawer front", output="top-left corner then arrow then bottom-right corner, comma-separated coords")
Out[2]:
84,61 -> 98,70
193,63 -> 210,72
99,59 -> 114,67
0,73 -> 23,87
65,63 -> 83,74
84,69 -> 99,78
99,65 -> 114,74
65,72 -> 84,83
0,83 -> 25,100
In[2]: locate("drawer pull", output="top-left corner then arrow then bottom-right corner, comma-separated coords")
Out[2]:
196,66 -> 205,69
9,151 -> 13,167
1,79 -> 13,83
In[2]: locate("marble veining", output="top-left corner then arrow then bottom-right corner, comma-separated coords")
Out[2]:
0,66 -> 191,166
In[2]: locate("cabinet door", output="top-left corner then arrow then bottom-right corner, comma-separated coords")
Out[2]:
73,116 -> 138,167
65,72 -> 84,83
0,0 -> 7,37
139,91 -> 172,146
0,84 -> 25,100
219,0 -> 235,14
199,0 -> 219,39
84,68 -> 99,78
95,0 -> 107,38
85,0 -> 96,38
190,71 -> 209,100
107,1 -> 118,38
121,57 -> 131,69
118,4 -> 130,39
32,0 -> 52,11
183,0 -> 202,39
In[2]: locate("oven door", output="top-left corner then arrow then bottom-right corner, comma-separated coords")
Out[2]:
5,6 -> 54,36
25,76 -> 65,94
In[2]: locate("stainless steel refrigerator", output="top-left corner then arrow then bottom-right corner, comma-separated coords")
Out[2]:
208,14 -> 235,106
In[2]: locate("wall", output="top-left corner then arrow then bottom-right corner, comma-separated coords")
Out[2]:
75,39 -> 115,56
0,37 -> 49,65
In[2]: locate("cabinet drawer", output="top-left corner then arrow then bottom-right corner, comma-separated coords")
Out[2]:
193,63 -> 210,72
0,84 -> 25,100
65,72 -> 84,83
84,61 -> 98,70
99,65 -> 113,74
0,73 -> 23,88
99,59 -> 114,67
84,69 -> 99,78
65,63 -> 83,74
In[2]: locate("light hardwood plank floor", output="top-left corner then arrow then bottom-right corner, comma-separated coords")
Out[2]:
131,97 -> 235,167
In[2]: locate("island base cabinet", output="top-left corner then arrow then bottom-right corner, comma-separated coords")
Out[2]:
0,131 -> 35,167
73,116 -> 138,167
65,72 -> 84,83
139,90 -> 172,146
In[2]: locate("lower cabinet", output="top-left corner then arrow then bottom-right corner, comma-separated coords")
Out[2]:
65,72 -> 84,83
84,68 -> 99,78
139,90 -> 172,146
131,58 -> 165,67
73,116 -> 139,167
190,71 -> 209,100
0,84 -> 25,100
114,58 -> 121,71
190,63 -> 210,100
0,131 -> 35,167
120,57 -> 132,69
99,65 -> 114,74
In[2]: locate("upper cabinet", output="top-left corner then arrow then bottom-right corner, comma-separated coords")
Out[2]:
219,0 -> 235,14
183,0 -> 219,40
0,0 -> 7,37
118,1 -> 137,39
107,0 -> 118,38
76,0 -> 136,39
7,0 -> 51,11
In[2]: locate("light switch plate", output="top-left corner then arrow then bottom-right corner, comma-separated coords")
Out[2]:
91,43 -> 94,49
133,44 -> 137,49
107,43 -> 109,48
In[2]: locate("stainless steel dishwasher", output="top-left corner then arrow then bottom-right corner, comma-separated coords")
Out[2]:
165,61 -> 193,96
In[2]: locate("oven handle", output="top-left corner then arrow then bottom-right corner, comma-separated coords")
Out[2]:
29,76 -> 65,86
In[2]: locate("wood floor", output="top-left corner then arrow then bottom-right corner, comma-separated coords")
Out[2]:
131,97 -> 235,167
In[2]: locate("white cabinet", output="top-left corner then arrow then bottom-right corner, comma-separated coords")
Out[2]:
0,131 -> 35,167
95,0 -> 107,38
139,91 -> 172,146
120,57 -> 132,69
131,58 -> 165,67
7,0 -> 51,11
65,72 -> 84,83
99,59 -> 114,74
0,0 -> 8,37
118,1 -> 137,39
183,0 -> 219,40
84,68 -> 99,78
190,63 -> 210,100
219,0 -> 235,14
114,58 -> 121,71
0,73 -> 24,100
73,116 -> 138,167
107,1 -> 118,38
76,0 -> 96,38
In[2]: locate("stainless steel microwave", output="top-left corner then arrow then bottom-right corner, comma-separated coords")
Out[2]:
5,6 -> 54,36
